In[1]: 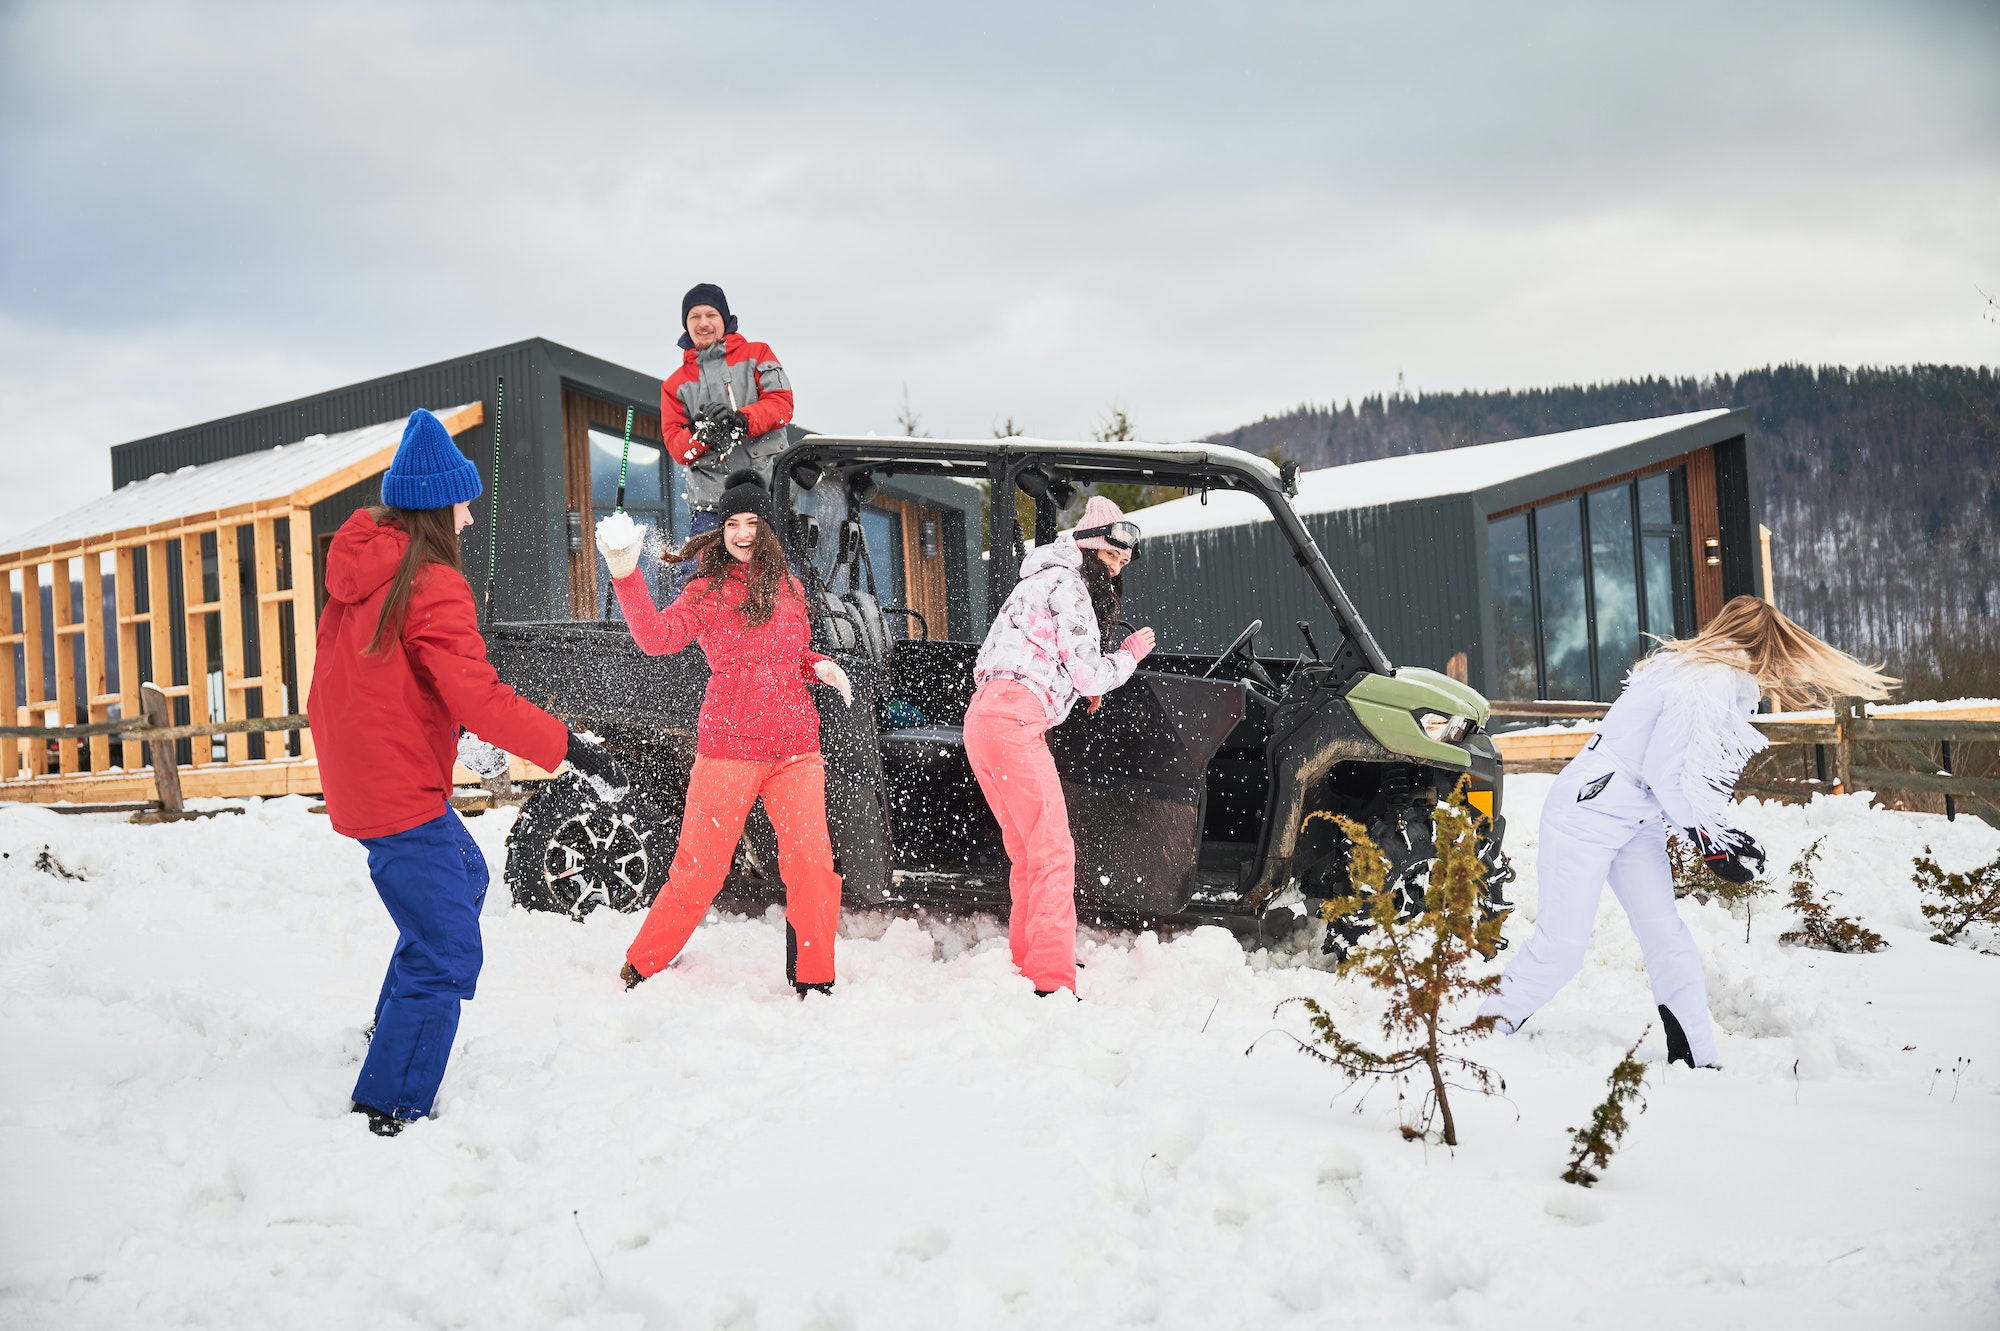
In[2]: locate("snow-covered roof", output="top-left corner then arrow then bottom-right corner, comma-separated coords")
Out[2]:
3,403 -> 482,555
1130,410 -> 1734,538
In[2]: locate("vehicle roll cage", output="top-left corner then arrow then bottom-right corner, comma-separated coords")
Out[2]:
774,435 -> 1393,682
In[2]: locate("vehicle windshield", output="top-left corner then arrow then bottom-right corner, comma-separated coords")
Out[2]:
776,438 -> 1390,674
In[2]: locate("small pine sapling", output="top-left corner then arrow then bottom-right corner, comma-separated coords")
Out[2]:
33,846 -> 83,880
1562,1027 -> 1650,1188
1912,846 -> 2000,945
1778,838 -> 1886,953
1273,782 -> 1506,1146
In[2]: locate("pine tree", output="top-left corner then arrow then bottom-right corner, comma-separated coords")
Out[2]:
1912,846 -> 2000,945
1562,1029 -> 1650,1188
1778,838 -> 1886,953
1273,782 -> 1506,1146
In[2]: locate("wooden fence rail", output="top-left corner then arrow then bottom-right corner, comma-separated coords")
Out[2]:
1491,697 -> 2000,828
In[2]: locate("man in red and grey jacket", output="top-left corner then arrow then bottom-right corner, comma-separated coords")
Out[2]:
662,282 -> 795,529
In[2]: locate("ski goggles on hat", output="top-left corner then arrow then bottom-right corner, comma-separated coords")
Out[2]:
1075,520 -> 1142,554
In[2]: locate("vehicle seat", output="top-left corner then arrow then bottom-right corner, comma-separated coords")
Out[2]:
843,590 -> 892,664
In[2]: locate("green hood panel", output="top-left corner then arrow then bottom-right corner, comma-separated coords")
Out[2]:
1344,668 -> 1492,769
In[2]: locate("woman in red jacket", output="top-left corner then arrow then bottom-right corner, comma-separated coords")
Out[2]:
310,409 -> 627,1136
597,483 -> 852,995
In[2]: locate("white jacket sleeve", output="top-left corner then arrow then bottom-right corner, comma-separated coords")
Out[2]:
1049,575 -> 1135,698
1638,659 -> 1766,842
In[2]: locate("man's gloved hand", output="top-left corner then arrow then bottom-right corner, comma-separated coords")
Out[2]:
1688,827 -> 1766,884
691,402 -> 748,451
566,730 -> 631,803
456,732 -> 510,781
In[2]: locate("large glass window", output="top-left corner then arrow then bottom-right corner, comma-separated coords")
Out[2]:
1487,513 -> 1537,700
860,504 -> 907,626
1534,497 -> 1591,700
1490,467 -> 1693,700
590,427 -> 670,608
1589,485 -> 1642,690
1638,471 -> 1689,639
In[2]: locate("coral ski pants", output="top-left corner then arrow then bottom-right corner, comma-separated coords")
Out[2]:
1479,759 -> 1719,1065
964,679 -> 1077,993
626,752 -> 842,984
352,808 -> 488,1121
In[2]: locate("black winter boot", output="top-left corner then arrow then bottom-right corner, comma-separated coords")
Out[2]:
794,981 -> 834,999
352,1103 -> 404,1137
621,962 -> 645,991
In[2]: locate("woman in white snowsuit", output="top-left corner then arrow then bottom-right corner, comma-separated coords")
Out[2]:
1480,597 -> 1894,1067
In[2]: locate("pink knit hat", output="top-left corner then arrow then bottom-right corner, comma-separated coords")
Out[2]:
1072,494 -> 1132,552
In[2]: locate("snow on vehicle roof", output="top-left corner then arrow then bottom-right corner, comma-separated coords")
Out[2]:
799,434 -> 1284,483
2,405 -> 481,553
1128,409 -> 1735,538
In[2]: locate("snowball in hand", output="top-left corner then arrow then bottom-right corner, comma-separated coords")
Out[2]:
595,511 -> 648,579
595,511 -> 646,551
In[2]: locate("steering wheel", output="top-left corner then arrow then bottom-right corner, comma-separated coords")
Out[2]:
1203,619 -> 1280,698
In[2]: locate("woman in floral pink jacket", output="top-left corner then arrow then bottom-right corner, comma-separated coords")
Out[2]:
965,496 -> 1155,994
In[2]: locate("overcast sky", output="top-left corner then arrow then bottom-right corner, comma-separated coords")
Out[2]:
2,0 -> 1996,538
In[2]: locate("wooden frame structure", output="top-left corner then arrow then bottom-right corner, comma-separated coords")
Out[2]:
1,402 -> 484,804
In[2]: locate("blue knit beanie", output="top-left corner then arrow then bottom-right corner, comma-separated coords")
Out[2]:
381,409 -> 482,510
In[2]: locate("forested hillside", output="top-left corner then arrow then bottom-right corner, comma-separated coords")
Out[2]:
1207,365 -> 2000,676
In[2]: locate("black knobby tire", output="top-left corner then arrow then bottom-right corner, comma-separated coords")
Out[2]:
505,773 -> 676,920
1319,813 -> 1513,960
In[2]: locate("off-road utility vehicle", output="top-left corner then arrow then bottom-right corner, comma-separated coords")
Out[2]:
490,436 -> 1512,953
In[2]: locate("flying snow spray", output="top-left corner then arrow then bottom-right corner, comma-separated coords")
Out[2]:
483,376 -> 504,619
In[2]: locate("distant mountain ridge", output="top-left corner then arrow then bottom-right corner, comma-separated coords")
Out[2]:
1205,364 -> 2000,663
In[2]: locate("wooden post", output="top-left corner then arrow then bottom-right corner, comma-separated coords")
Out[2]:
23,562 -> 49,776
115,545 -> 143,771
0,568 -> 18,783
216,524 -> 249,764
1833,695 -> 1862,796
1941,739 -> 1955,823
53,558 -> 79,774
288,508 -> 319,760
82,551 -> 111,773
181,534 -> 212,765
254,518 -> 287,760
146,542 -> 176,760
140,681 -> 183,816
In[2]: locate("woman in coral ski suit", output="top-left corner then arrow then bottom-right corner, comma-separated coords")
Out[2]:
1479,597 -> 1894,1068
597,483 -> 854,995
966,495 -> 1156,995
310,409 -> 627,1136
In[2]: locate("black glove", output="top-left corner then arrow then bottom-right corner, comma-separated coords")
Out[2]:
566,731 -> 630,801
1687,827 -> 1766,884
692,403 -> 748,450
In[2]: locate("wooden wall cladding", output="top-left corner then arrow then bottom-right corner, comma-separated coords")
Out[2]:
1685,446 -> 1724,626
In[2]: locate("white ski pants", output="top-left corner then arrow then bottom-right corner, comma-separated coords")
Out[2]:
1480,760 -> 1718,1065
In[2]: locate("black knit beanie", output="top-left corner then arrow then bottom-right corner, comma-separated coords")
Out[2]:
681,283 -> 737,335
717,481 -> 774,526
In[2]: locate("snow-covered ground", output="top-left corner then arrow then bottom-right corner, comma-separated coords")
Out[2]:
3,781 -> 1997,1329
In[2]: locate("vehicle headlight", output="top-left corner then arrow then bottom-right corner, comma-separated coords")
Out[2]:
1418,712 -> 1472,744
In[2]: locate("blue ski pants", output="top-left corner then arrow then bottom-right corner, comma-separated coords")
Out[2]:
352,809 -> 488,1121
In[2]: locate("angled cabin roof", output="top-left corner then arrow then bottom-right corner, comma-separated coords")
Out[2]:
3,402 -> 482,562
1132,408 -> 1745,537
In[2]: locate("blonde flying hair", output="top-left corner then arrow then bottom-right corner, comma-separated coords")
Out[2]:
1648,595 -> 1897,711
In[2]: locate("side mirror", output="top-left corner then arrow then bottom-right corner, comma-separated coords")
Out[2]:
1279,461 -> 1301,498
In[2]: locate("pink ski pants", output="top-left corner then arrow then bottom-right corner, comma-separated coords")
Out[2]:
964,679 -> 1077,993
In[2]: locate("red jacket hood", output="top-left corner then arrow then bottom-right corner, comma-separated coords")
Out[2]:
325,509 -> 409,605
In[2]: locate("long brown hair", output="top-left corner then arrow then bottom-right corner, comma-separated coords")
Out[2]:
1647,595 -> 1897,710
364,505 -> 463,655
662,515 -> 795,627
1078,547 -> 1124,650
